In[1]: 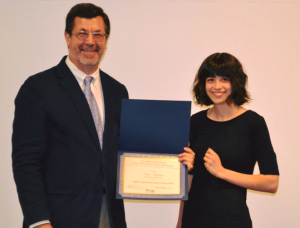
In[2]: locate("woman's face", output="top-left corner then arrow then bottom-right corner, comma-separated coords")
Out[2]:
205,75 -> 232,105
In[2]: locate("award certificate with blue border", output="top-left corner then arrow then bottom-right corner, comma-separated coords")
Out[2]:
116,100 -> 191,200
116,152 -> 187,200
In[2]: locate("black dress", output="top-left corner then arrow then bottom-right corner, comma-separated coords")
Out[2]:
181,110 -> 279,228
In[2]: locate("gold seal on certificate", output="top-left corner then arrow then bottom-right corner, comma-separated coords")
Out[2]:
116,152 -> 187,200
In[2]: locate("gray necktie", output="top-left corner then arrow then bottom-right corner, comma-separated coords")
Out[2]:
83,76 -> 103,149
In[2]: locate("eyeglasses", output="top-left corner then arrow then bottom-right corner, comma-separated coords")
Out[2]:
72,31 -> 107,42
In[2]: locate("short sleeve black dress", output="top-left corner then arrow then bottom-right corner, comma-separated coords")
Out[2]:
181,110 -> 279,228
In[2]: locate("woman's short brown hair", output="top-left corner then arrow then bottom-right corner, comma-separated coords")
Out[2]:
193,53 -> 250,106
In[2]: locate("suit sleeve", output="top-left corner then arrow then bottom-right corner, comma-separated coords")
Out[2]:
121,84 -> 129,99
12,77 -> 51,226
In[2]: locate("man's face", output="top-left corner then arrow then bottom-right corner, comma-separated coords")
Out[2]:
65,16 -> 108,72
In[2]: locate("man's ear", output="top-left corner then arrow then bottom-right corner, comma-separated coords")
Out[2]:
64,31 -> 71,47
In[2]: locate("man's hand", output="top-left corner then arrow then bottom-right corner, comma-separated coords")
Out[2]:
34,224 -> 53,228
178,147 -> 195,171
203,148 -> 225,178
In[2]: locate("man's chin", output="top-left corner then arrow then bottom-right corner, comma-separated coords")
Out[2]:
79,57 -> 100,66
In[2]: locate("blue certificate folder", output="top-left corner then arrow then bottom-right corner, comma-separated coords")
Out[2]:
116,99 -> 191,200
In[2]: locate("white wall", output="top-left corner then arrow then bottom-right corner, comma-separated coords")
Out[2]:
1,0 -> 299,227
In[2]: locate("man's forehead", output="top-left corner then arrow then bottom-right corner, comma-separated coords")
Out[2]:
73,16 -> 105,31
73,16 -> 104,25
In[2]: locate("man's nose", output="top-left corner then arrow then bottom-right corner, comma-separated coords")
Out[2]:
85,33 -> 95,44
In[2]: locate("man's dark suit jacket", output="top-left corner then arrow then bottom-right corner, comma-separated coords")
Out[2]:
12,56 -> 128,228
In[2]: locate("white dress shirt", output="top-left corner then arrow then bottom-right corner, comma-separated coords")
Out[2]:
66,56 -> 105,125
29,56 -> 105,228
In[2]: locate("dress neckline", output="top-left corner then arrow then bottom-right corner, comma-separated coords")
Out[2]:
205,109 -> 249,123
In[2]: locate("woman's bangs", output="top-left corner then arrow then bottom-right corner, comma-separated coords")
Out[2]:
205,64 -> 231,79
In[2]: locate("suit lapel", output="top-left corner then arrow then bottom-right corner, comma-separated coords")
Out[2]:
55,56 -> 102,153
100,70 -> 115,154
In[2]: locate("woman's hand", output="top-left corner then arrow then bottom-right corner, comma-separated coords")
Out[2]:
203,148 -> 279,193
178,147 -> 195,171
203,148 -> 225,178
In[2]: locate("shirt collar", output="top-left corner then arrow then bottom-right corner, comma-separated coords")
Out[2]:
65,56 -> 101,87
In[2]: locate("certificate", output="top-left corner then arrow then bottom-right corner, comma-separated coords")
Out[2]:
116,100 -> 191,200
116,152 -> 187,200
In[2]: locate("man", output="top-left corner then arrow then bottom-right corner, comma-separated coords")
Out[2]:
12,3 -> 128,228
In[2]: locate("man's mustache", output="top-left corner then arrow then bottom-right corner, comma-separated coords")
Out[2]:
81,45 -> 100,52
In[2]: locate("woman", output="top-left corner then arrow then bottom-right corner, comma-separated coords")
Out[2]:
176,53 -> 279,228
